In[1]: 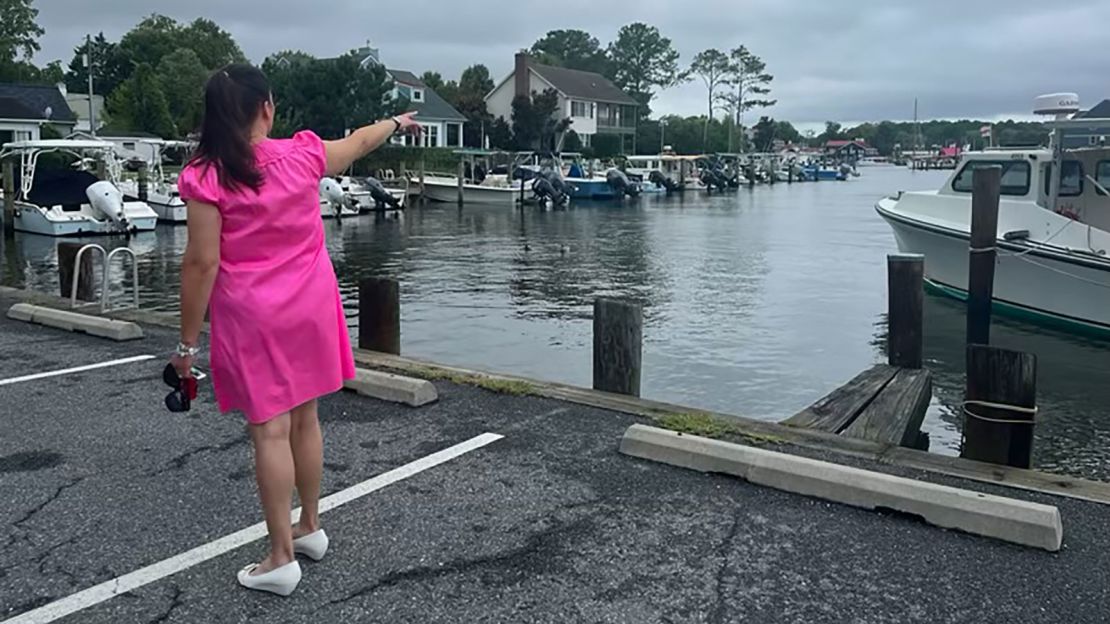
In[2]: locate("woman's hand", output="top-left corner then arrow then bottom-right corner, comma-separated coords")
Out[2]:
171,353 -> 194,379
393,112 -> 422,137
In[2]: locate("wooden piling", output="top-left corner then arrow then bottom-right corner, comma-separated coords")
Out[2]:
456,160 -> 465,206
418,157 -> 426,204
887,254 -> 924,369
358,277 -> 400,355
2,160 -> 14,237
57,242 -> 97,302
137,164 -> 149,201
592,298 -> 642,397
962,345 -> 1037,468
967,166 -> 1001,346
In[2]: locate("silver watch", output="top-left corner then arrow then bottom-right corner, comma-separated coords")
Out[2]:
176,342 -> 201,358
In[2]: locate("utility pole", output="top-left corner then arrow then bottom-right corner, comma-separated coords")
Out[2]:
659,118 -> 666,153
85,34 -> 96,135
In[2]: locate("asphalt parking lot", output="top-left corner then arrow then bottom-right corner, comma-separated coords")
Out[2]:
1,297 -> 1109,624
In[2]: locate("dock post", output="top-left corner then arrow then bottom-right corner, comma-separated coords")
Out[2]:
456,160 -> 465,206
418,157 -> 426,204
137,164 -> 149,201
358,277 -> 400,355
57,242 -> 96,302
967,166 -> 1001,347
593,298 -> 642,397
962,345 -> 1037,468
887,254 -> 924,369
2,160 -> 14,237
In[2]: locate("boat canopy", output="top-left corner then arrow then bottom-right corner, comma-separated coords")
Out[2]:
1,139 -> 116,151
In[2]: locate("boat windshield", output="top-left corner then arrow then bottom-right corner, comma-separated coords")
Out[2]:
951,160 -> 1031,196
1043,161 -> 1084,197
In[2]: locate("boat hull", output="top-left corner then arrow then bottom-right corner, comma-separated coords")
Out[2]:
877,198 -> 1110,335
15,202 -> 158,236
420,179 -> 520,206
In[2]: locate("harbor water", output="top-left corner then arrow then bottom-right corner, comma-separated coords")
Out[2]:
2,166 -> 1108,481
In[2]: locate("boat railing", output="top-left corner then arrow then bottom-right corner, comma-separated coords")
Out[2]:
70,244 -> 141,313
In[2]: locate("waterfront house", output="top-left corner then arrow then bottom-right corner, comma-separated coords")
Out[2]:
0,83 -> 76,144
824,139 -> 869,163
304,43 -> 467,148
485,53 -> 639,153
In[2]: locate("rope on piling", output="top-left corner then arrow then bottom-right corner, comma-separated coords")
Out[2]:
962,399 -> 1039,425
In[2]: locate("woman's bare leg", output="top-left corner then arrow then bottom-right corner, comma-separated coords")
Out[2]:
290,399 -> 323,537
248,412 -> 295,573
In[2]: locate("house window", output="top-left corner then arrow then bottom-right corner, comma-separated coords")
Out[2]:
422,124 -> 439,147
571,101 -> 590,118
951,160 -> 1031,196
1043,161 -> 1084,197
123,142 -> 136,151
411,89 -> 424,103
446,123 -> 460,147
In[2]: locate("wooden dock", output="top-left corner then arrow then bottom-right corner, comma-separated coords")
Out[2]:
782,364 -> 931,450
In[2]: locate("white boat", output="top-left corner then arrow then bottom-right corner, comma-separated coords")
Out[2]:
0,139 -> 158,236
415,174 -> 525,206
115,139 -> 191,223
337,175 -> 407,212
319,178 -> 360,218
876,94 -> 1110,335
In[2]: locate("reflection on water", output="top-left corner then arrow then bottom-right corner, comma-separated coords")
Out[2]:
3,167 -> 1108,481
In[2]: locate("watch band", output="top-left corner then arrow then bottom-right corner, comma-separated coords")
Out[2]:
176,342 -> 201,358
390,117 -> 402,134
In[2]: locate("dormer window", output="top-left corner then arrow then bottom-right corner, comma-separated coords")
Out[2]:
411,89 -> 424,103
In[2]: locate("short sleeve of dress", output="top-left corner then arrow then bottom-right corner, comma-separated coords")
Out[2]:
177,162 -> 222,205
292,130 -> 327,179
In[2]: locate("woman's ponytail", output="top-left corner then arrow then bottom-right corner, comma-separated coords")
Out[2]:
190,64 -> 271,193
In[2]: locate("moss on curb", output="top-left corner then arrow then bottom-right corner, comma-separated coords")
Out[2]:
654,412 -> 786,446
403,366 -> 537,396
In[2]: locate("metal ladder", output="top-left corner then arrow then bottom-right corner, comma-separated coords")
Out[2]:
69,244 -> 141,312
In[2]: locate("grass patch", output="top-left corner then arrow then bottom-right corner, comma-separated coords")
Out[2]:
403,366 -> 536,396
655,413 -> 738,439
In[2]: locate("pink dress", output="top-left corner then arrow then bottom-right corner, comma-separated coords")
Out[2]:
177,131 -> 356,424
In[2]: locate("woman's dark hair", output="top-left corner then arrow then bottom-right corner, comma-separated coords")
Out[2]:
190,63 -> 271,192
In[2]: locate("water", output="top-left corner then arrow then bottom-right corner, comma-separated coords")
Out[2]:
3,167 -> 1109,481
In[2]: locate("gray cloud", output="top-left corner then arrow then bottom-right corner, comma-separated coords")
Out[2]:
32,0 -> 1109,124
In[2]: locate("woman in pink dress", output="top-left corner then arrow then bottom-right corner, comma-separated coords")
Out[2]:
171,64 -> 419,596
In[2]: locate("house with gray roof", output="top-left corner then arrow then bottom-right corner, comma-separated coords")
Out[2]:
485,53 -> 639,152
0,83 -> 77,145
1063,98 -> 1110,149
346,44 -> 467,148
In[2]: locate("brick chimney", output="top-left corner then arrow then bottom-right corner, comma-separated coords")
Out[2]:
514,52 -> 530,98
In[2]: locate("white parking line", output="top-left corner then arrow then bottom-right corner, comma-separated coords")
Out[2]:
0,355 -> 157,387
1,432 -> 504,624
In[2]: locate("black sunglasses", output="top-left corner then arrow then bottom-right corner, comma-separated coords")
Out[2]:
163,363 -> 199,412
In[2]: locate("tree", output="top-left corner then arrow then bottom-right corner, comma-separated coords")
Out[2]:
181,18 -> 245,69
157,48 -> 207,136
458,64 -> 494,97
264,51 -> 395,139
118,14 -> 182,71
774,120 -> 803,145
420,71 -> 444,91
107,62 -> 176,138
487,117 -> 512,149
65,33 -> 130,96
0,0 -> 44,65
689,49 -> 731,149
529,29 -> 609,75
717,46 -> 775,151
818,121 -> 845,143
607,23 -> 684,113
510,88 -> 566,151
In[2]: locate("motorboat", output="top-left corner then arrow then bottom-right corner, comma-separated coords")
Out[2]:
336,175 -> 406,212
319,178 -> 360,218
875,93 -> 1110,335
115,139 -> 191,223
0,139 -> 158,236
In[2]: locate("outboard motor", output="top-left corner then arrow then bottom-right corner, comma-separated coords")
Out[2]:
319,177 -> 350,217
531,176 -> 567,208
700,167 -> 726,192
649,170 -> 679,193
86,181 -> 129,229
606,169 -> 640,198
364,176 -> 401,209
544,170 -> 576,201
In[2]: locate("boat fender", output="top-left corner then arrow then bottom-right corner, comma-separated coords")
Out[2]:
85,181 -> 128,225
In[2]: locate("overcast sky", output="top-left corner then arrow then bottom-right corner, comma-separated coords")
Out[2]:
31,0 -> 1108,128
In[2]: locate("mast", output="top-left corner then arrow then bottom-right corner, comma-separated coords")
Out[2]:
85,34 -> 96,136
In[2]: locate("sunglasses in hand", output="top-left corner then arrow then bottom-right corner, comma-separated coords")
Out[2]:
163,363 -> 199,412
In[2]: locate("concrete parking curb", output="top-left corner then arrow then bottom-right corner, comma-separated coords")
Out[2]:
6,303 -> 144,341
344,368 -> 438,407
619,424 -> 1063,551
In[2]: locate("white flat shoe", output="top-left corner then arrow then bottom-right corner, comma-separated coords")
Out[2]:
236,560 -> 301,596
293,529 -> 329,561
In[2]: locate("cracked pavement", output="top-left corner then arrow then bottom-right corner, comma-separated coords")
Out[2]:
2,292 -> 1110,623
